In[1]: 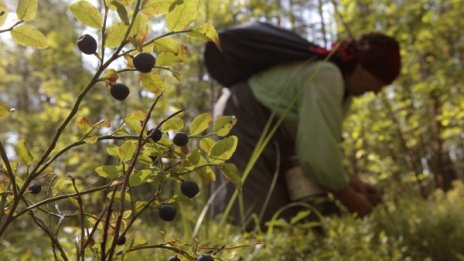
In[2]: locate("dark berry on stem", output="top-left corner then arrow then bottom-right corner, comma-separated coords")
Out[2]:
197,254 -> 214,261
181,181 -> 199,198
77,34 -> 97,55
133,52 -> 156,73
159,204 -> 176,221
173,132 -> 189,146
117,235 -> 126,245
29,184 -> 42,194
167,256 -> 181,261
148,128 -> 162,142
110,83 -> 130,101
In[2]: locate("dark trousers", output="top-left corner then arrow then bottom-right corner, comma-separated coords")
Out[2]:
211,82 -> 313,231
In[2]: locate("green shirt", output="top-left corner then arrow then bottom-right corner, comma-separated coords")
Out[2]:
249,61 -> 351,190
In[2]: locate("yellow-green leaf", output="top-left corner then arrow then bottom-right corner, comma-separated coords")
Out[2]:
111,1 -> 130,25
113,0 -> 133,6
95,165 -> 121,179
152,38 -> 180,53
130,13 -> 148,38
84,136 -> 98,144
161,117 -> 184,132
106,145 -> 120,157
0,2 -> 8,26
16,139 -> 33,165
214,115 -> 237,137
119,140 -> 137,162
188,23 -> 220,50
141,0 -> 176,16
184,149 -> 201,170
125,110 -> 146,133
77,116 -> 92,133
140,72 -> 164,96
190,113 -> 211,136
16,0 -> 37,21
0,102 -> 10,119
11,25 -> 49,49
69,0 -> 102,29
209,135 -> 238,162
166,0 -> 199,31
219,163 -> 242,191
129,169 -> 152,186
105,22 -> 128,48
199,137 -> 215,154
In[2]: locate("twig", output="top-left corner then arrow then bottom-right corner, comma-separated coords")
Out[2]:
0,141 -> 18,197
0,20 -> 24,34
80,206 -> 108,255
101,186 -> 117,260
116,243 -> 193,259
70,176 -> 86,261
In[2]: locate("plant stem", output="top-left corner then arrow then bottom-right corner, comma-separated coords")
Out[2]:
0,20 -> 24,34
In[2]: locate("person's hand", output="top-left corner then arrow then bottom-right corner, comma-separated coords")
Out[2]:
349,174 -> 383,206
331,185 -> 374,217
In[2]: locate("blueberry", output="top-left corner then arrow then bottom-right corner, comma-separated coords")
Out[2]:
116,235 -> 126,245
197,254 -> 214,261
167,256 -> 181,261
77,34 -> 97,55
159,205 -> 176,221
133,52 -> 156,73
172,132 -> 189,147
110,83 -> 130,101
29,184 -> 42,194
148,128 -> 162,142
181,181 -> 199,198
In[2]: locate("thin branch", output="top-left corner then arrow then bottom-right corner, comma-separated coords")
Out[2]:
101,187 -> 117,261
0,20 -> 24,34
13,183 -> 117,220
70,176 -> 86,261
0,141 -> 17,197
80,206 -> 108,255
106,94 -> 164,260
116,244 -> 193,259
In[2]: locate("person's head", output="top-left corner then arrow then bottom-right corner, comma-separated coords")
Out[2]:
332,33 -> 401,96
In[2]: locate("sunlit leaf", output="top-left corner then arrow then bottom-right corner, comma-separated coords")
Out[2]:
16,0 -> 38,21
77,117 -> 92,133
161,117 -> 184,132
209,136 -> 238,162
0,102 -> 11,119
84,136 -> 98,144
166,0 -> 199,31
190,113 -> 211,136
119,140 -> 137,162
184,149 -> 201,170
93,119 -> 110,128
125,110 -> 146,133
16,139 -> 33,165
219,163 -> 242,191
95,165 -> 121,179
199,137 -> 215,154
105,22 -> 128,48
113,0 -> 133,6
130,13 -> 148,38
107,145 -> 120,157
214,116 -> 237,137
0,2 -> 8,26
188,23 -> 220,50
152,38 -> 179,53
141,0 -> 176,16
129,169 -> 152,186
69,0 -> 102,29
140,72 -> 164,96
11,25 -> 49,49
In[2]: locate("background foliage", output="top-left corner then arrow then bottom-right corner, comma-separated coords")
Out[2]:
1,0 -> 464,260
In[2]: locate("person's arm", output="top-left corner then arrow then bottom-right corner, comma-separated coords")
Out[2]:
296,62 -> 374,216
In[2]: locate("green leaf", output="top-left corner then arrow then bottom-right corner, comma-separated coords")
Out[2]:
152,38 -> 180,53
16,139 -> 33,165
105,22 -> 128,48
69,0 -> 103,29
141,0 -> 176,16
290,210 -> 311,225
214,115 -> 237,137
124,110 -> 146,133
219,163 -> 242,191
11,25 -> 49,49
119,140 -> 137,162
184,149 -> 201,170
129,13 -> 148,38
16,0 -> 37,21
0,2 -> 8,26
190,113 -> 211,136
111,1 -> 130,25
113,0 -> 133,6
209,136 -> 238,162
95,165 -> 121,179
188,23 -> 221,50
161,117 -> 184,132
166,0 -> 199,31
140,72 -> 164,96
129,169 -> 152,186
199,137 -> 215,154
106,145 -> 120,157
0,102 -> 11,119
